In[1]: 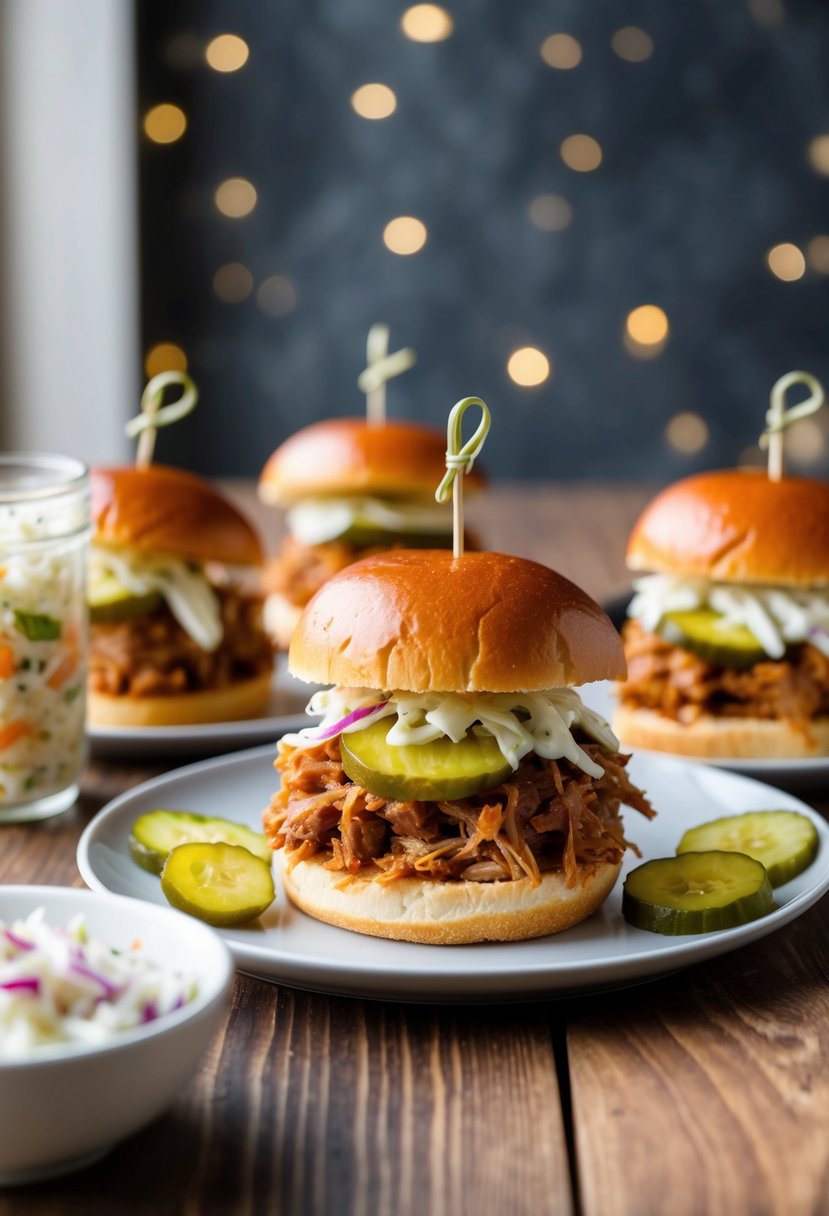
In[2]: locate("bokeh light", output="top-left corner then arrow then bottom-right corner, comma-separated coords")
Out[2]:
540,34 -> 582,70
666,412 -> 708,454
528,195 -> 573,232
560,135 -> 602,172
766,243 -> 805,281
383,216 -> 428,255
807,135 -> 829,175
214,178 -> 258,218
351,83 -> 397,120
401,5 -> 454,42
746,0 -> 785,27
205,34 -> 250,72
507,347 -> 551,387
257,276 -> 298,317
143,103 -> 187,145
807,235 -> 829,274
626,305 -> 669,345
213,263 -> 254,303
785,417 -> 825,463
611,27 -> 654,62
145,343 -> 187,379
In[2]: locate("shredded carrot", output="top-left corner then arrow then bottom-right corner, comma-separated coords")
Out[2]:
47,651 -> 78,690
0,721 -> 32,752
0,647 -> 14,680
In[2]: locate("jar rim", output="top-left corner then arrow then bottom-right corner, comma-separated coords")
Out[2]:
0,453 -> 89,503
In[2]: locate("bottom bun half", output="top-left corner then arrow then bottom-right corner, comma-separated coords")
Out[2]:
278,853 -> 622,944
88,670 -> 273,728
613,704 -> 829,760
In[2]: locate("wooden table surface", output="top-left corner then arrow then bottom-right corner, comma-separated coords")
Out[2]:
3,483 -> 829,1216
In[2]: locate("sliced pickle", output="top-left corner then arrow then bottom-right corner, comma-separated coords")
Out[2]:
130,809 -> 273,876
657,609 -> 765,670
677,811 -> 818,888
88,571 -> 162,624
340,717 -> 513,801
337,521 -> 452,549
161,842 -> 275,927
622,851 -> 774,935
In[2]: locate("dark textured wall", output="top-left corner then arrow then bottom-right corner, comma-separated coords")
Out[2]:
138,0 -> 829,481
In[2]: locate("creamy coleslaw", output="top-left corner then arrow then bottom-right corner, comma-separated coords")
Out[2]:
0,908 -> 197,1058
628,573 -> 829,660
282,685 -> 619,779
0,483 -> 88,810
90,544 -> 223,651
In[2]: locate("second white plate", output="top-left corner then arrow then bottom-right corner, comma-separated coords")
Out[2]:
77,744 -> 829,1002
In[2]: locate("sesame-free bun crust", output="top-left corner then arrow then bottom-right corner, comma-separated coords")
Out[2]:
258,418 -> 486,506
627,469 -> 829,586
289,549 -> 625,692
91,466 -> 263,566
87,670 -> 273,728
613,703 -> 829,759
279,852 -> 622,944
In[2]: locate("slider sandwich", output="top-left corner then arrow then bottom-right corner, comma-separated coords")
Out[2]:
87,374 -> 273,726
258,418 -> 484,648
263,549 -> 653,943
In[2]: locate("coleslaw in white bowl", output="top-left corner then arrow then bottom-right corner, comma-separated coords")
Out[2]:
0,886 -> 233,1185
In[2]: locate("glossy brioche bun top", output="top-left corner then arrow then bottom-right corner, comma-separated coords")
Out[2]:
627,469 -> 829,587
258,418 -> 486,506
288,549 -> 625,692
91,465 -> 263,566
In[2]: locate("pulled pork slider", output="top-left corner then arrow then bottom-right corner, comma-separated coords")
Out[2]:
616,469 -> 829,758
88,466 -> 273,727
263,549 -> 653,944
257,419 -> 485,648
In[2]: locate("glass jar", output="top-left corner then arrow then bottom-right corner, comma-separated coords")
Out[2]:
0,455 -> 90,821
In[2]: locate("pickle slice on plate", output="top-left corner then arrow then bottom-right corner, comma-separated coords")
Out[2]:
341,718 -> 513,801
622,851 -> 774,935
161,842 -> 275,927
88,572 -> 162,624
657,609 -> 765,669
130,809 -> 272,875
677,811 -> 818,888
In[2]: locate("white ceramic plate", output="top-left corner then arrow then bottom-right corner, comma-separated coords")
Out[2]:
581,680 -> 829,791
87,656 -> 315,757
77,744 -> 829,1002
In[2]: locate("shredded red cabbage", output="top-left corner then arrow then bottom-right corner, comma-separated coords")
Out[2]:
1,977 -> 40,994
3,929 -> 34,952
69,960 -> 121,999
310,701 -> 388,741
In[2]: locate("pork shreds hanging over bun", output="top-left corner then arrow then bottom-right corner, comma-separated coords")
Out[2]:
257,419 -> 485,648
617,470 -> 829,759
88,466 -> 274,727
263,550 -> 654,944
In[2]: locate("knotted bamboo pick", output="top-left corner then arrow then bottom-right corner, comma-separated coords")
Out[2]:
435,397 -> 491,559
356,324 -> 416,427
125,372 -> 199,468
759,371 -> 824,481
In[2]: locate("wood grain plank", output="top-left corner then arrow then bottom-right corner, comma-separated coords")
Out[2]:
568,893 -> 829,1216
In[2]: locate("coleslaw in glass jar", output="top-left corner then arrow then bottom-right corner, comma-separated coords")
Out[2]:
0,456 -> 90,820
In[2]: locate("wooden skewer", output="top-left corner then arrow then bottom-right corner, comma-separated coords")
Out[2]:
125,372 -> 199,468
357,324 -> 416,427
759,371 -> 825,482
435,397 -> 491,559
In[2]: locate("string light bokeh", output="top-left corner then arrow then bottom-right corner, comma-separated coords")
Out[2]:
138,1 -> 829,479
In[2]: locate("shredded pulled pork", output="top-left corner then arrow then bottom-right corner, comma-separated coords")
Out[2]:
620,620 -> 829,723
89,587 -> 273,697
263,737 -> 654,888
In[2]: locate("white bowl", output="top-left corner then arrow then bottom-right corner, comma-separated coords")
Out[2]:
0,885 -> 233,1185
